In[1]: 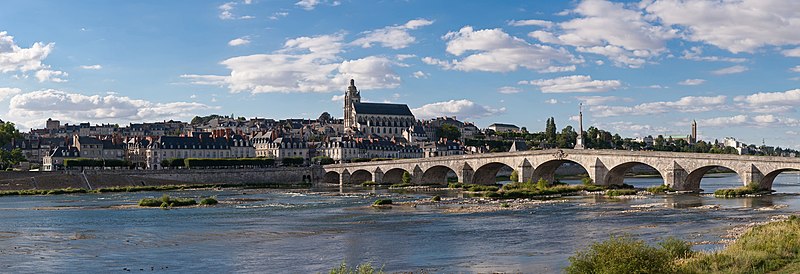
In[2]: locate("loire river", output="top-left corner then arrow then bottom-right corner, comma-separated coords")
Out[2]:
1,173 -> 800,273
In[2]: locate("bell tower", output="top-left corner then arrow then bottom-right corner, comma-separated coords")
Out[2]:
343,79 -> 361,130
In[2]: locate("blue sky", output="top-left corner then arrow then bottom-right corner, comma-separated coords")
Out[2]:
1,0 -> 800,147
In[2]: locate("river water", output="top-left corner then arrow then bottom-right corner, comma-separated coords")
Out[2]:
1,173 -> 800,273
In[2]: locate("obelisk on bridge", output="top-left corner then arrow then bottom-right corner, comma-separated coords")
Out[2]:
574,103 -> 585,149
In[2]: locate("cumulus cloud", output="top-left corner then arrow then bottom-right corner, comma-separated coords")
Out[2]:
508,19 -> 553,28
601,121 -> 668,136
699,115 -> 800,128
351,19 -> 433,49
295,0 -> 339,10
269,12 -> 289,20
734,89 -> 800,106
330,94 -> 344,102
219,2 -> 254,20
412,71 -> 428,79
576,95 -> 623,105
645,1 -> 800,54
228,37 -> 250,46
678,78 -> 705,86
520,75 -> 621,93
80,64 -> 102,70
784,48 -> 800,57
412,99 -> 505,120
791,66 -> 800,73
0,87 -> 21,101
35,69 -> 68,83
589,95 -> 726,117
529,0 -> 678,68
544,98 -> 558,104
712,65 -> 748,75
497,86 -> 522,94
6,89 -> 216,128
681,47 -> 747,63
184,33 -> 402,93
423,26 -> 580,73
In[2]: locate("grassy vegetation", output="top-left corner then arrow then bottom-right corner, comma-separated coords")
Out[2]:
607,189 -> 639,197
199,197 -> 218,205
329,262 -> 383,274
646,184 -> 674,194
714,182 -> 767,197
0,182 -> 313,197
448,183 -> 500,192
431,195 -> 441,202
567,216 -> 800,273
138,194 -> 197,207
372,199 -> 392,206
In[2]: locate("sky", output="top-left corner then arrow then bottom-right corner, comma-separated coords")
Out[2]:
1,0 -> 800,147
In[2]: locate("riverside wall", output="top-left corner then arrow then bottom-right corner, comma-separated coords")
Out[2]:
0,167 -> 315,191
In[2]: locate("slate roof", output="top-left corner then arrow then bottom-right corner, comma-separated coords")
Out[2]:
353,102 -> 413,116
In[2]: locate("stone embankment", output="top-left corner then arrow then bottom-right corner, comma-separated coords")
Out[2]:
0,167 -> 313,191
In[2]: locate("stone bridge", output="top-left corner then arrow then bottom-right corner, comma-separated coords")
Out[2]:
318,149 -> 800,191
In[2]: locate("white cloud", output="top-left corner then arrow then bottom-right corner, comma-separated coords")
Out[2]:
330,94 -> 344,102
712,65 -> 748,75
681,47 -> 747,63
589,95 -> 726,117
412,99 -> 505,120
0,87 -> 21,101
424,26 -> 580,73
645,1 -> 800,54
576,95 -> 622,105
508,19 -> 553,28
0,31 -> 61,81
784,48 -> 800,57
351,19 -> 433,49
529,0 -> 678,68
395,54 -> 416,61
35,69 -> 68,83
219,2 -> 254,20
734,89 -> 800,106
544,98 -> 558,104
6,89 -> 216,128
700,115 -> 749,127
412,71 -> 428,79
520,75 -> 621,93
80,64 -> 102,70
698,115 -> 800,128
678,78 -> 705,86
497,86 -> 522,94
269,12 -> 289,20
791,66 -> 800,73
228,37 -> 250,46
295,0 -> 339,10
185,33 -> 402,94
601,121 -> 668,136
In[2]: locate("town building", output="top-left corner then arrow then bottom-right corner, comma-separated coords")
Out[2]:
488,123 -> 520,133
343,79 -> 415,138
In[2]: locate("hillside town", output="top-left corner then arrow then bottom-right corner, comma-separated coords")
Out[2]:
0,80 -> 795,172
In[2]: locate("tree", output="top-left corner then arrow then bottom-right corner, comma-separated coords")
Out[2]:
0,121 -> 21,147
510,170 -> 519,182
0,148 -> 25,169
545,117 -> 557,144
556,125 -> 577,148
401,171 -> 412,185
437,124 -> 461,140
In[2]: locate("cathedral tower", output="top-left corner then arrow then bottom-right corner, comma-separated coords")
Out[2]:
343,79 -> 361,130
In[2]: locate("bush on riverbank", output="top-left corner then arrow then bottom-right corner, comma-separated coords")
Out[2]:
714,182 -> 765,197
199,197 -> 218,205
566,235 -> 680,274
606,189 -> 639,197
138,194 -> 196,207
646,184 -> 674,194
448,183 -> 499,192
329,261 -> 383,274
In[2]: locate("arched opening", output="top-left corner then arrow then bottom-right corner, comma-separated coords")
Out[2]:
382,168 -> 409,185
685,165 -> 739,192
421,165 -> 458,185
605,162 -> 664,188
531,159 -> 589,185
323,171 -> 340,184
349,169 -> 372,185
472,162 -> 514,185
762,168 -> 800,193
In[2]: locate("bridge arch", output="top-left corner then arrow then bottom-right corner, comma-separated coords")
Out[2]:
531,159 -> 590,185
472,162 -> 515,185
605,161 -> 664,187
349,169 -> 373,185
382,168 -> 409,185
685,165 -> 739,191
323,171 -> 340,184
421,165 -> 458,185
760,168 -> 800,190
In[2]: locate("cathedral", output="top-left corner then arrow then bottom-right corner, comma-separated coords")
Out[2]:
343,79 -> 415,138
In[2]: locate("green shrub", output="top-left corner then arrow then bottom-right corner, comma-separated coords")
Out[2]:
372,199 -> 392,206
401,171 -> 411,185
566,235 -> 673,274
431,195 -> 441,202
329,261 -> 383,274
199,197 -> 218,205
659,236 -> 694,260
607,189 -> 638,196
509,170 -> 519,182
170,197 -> 197,207
311,156 -> 335,165
646,184 -> 674,194
581,177 -> 594,186
536,178 -> 549,190
139,195 -> 196,207
138,198 -> 163,207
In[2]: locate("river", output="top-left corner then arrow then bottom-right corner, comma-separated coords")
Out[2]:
1,172 -> 799,273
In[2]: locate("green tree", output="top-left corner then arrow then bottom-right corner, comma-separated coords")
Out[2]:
509,170 -> 519,182
401,171 -> 411,185
545,117 -> 557,144
0,121 -> 21,147
436,124 -> 461,140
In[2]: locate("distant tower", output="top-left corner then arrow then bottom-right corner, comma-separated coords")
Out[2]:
574,103 -> 585,149
690,119 -> 697,144
343,79 -> 361,130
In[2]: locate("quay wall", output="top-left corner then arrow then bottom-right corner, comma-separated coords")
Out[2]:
0,167 -> 314,191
